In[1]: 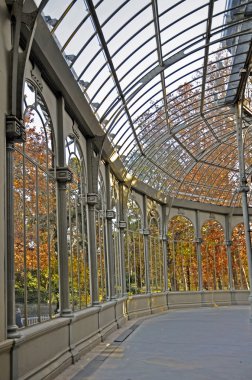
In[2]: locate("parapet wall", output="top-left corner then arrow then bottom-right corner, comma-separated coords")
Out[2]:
0,291 -> 249,380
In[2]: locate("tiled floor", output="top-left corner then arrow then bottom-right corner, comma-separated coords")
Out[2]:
55,306 -> 252,380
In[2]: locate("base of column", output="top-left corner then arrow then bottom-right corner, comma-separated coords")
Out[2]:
60,309 -> 74,318
92,301 -> 100,306
7,324 -> 21,339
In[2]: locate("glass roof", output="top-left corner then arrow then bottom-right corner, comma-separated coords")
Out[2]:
42,0 -> 252,207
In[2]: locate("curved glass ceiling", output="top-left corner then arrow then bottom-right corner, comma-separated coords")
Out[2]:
42,0 -> 252,207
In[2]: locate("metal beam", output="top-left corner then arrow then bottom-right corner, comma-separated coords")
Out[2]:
234,41 -> 252,103
235,101 -> 252,320
152,0 -> 171,132
8,0 -> 49,119
123,28 -> 252,109
200,0 -> 214,114
85,0 -> 144,156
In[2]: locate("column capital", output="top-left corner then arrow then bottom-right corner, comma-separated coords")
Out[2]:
106,209 -> 116,220
56,167 -> 73,183
87,193 -> 98,205
6,115 -> 26,143
119,220 -> 127,229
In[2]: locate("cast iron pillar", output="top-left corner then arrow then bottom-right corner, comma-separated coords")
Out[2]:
161,205 -> 168,291
86,138 -> 101,305
225,214 -> 234,290
5,0 -> 49,337
86,193 -> 99,304
105,164 -> 116,300
56,96 -> 73,317
236,102 -> 252,319
6,116 -> 26,338
195,210 -> 203,291
143,195 -> 150,293
56,167 -> 73,317
118,182 -> 127,296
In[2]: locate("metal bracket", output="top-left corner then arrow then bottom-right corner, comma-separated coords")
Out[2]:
106,210 -> 116,220
56,167 -> 73,183
119,221 -> 127,229
87,193 -> 98,205
237,185 -> 250,193
6,115 -> 26,142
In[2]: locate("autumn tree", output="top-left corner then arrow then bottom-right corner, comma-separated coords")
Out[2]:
125,197 -> 145,294
14,82 -> 58,322
201,219 -> 228,290
167,215 -> 197,291
66,137 -> 90,310
231,223 -> 249,289
127,49 -> 237,205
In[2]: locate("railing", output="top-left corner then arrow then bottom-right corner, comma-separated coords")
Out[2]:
21,315 -> 50,327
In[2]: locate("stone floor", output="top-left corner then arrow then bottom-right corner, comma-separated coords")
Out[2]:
55,306 -> 252,380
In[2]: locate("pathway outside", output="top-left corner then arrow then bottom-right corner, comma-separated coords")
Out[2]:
55,306 -> 252,380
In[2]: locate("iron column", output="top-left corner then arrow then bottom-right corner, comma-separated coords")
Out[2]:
236,102 -> 252,319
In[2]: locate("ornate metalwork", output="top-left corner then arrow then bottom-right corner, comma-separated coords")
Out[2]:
42,0 -> 252,207
87,193 -> 98,205
6,115 -> 26,142
119,220 -> 127,229
106,209 -> 116,220
56,167 -> 73,183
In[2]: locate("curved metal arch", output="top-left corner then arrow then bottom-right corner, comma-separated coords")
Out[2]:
231,221 -> 247,236
201,218 -> 226,236
152,127 -> 236,175
61,13 -> 90,52
177,155 -> 237,203
42,0 -> 252,207
126,197 -> 143,228
124,28 -> 252,109
167,214 -> 195,238
134,128 -> 238,197
122,105 -> 235,170
23,80 -> 56,165
105,1 -> 151,45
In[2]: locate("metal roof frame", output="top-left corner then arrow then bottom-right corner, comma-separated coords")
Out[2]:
41,0 -> 252,207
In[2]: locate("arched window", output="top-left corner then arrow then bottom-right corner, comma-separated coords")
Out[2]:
65,135 -> 90,310
231,223 -> 249,290
201,220 -> 228,290
148,205 -> 163,293
14,81 -> 57,327
111,175 -> 122,297
126,197 -> 145,294
167,216 -> 197,291
96,171 -> 107,301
